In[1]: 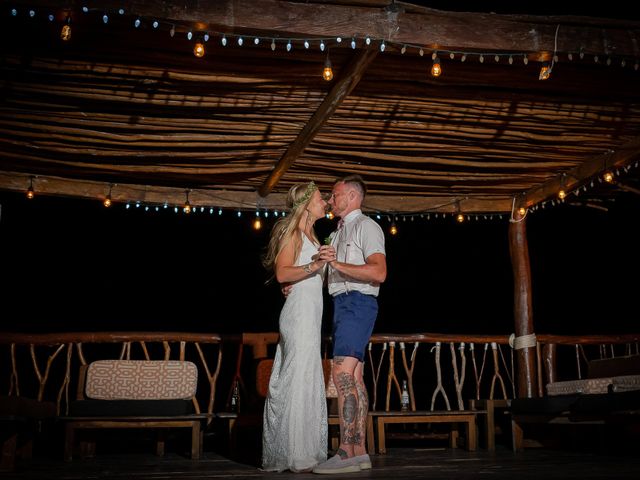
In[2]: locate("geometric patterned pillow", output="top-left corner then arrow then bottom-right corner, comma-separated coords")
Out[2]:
85,360 -> 198,400
546,377 -> 612,396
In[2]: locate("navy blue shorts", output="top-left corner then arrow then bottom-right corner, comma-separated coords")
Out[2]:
332,291 -> 378,362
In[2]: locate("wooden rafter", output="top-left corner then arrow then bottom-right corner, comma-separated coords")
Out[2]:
519,136 -> 640,208
258,48 -> 379,197
32,0 -> 640,56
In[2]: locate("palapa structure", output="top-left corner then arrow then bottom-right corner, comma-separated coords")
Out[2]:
1,1 -> 639,395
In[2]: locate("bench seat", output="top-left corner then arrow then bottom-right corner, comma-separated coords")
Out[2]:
61,360 -> 203,461
371,409 -> 482,454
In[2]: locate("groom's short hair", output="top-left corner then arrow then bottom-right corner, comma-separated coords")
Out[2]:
336,174 -> 366,199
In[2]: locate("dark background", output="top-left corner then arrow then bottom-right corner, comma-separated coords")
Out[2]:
0,189 -> 637,335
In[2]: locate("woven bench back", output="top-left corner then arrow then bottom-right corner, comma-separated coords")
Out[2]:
85,360 -> 197,400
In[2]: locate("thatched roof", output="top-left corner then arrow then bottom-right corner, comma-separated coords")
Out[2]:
1,1 -> 639,216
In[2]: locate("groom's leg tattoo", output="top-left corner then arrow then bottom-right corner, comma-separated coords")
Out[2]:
337,371 -> 360,445
355,378 -> 369,446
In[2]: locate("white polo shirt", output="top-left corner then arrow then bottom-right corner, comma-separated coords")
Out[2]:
327,209 -> 386,297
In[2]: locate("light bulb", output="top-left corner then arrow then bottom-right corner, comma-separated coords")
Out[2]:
193,41 -> 205,57
431,57 -> 442,77
61,17 -> 72,41
103,196 -> 112,208
517,207 -> 526,216
539,62 -> 551,80
390,223 -> 397,235
323,57 -> 333,81
603,171 -> 614,183
26,186 -> 34,199
558,189 -> 566,200
253,218 -> 262,230
456,213 -> 464,223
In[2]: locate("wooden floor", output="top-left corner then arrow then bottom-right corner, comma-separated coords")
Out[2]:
5,445 -> 640,479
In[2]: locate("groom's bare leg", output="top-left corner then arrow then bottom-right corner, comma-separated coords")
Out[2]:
333,355 -> 359,457
353,361 -> 368,456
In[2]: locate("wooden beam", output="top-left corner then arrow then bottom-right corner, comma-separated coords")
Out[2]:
518,136 -> 640,209
258,47 -> 378,197
22,0 -> 639,56
508,215 -> 537,399
0,170 -> 514,213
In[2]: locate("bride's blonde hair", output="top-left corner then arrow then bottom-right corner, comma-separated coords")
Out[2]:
262,182 -> 319,276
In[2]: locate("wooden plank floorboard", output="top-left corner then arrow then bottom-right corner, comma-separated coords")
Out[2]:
4,447 -> 640,479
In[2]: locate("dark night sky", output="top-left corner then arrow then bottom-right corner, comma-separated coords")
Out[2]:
0,190 -> 637,335
0,2 -> 638,336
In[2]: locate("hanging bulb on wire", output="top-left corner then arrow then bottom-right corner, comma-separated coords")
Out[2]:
389,222 -> 398,235
26,176 -> 35,199
61,15 -> 72,41
323,53 -> 333,81
603,171 -> 614,183
103,184 -> 113,207
183,190 -> 192,214
193,39 -> 205,57
539,61 -> 552,80
253,211 -> 262,230
431,56 -> 442,77
456,213 -> 464,223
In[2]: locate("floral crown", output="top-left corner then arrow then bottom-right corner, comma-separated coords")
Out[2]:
292,181 -> 317,209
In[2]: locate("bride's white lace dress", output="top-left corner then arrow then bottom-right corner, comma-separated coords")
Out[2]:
262,235 -> 328,472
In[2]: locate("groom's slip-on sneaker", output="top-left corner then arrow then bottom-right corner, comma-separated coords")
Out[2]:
312,455 -> 361,474
352,454 -> 372,470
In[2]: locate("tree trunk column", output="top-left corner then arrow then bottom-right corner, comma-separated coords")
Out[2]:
508,214 -> 537,398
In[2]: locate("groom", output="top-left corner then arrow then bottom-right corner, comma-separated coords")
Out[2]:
313,174 -> 387,475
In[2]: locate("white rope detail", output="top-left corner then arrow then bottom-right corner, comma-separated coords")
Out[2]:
509,333 -> 537,350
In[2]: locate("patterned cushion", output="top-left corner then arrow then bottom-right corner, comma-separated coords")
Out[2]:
546,377 -> 612,396
611,375 -> 640,393
85,360 -> 197,400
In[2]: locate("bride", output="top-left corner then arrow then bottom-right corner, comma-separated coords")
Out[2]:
261,181 -> 334,472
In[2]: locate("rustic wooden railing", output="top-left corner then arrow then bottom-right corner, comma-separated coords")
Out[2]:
0,332 -> 242,418
2,331 -> 638,415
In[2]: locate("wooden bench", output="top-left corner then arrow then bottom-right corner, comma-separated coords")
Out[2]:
372,409 -> 481,454
61,359 -> 206,460
510,374 -> 640,451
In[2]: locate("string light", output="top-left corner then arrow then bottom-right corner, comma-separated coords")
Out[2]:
539,62 -> 551,80
456,213 -> 464,223
539,25 -> 559,81
558,174 -> 567,200
103,184 -> 113,207
322,52 -> 333,81
193,38 -> 205,57
431,55 -> 442,77
183,190 -> 192,214
60,15 -> 71,41
389,222 -> 398,235
253,211 -> 262,230
37,8 -> 638,74
603,171 -> 614,183
26,176 -> 35,199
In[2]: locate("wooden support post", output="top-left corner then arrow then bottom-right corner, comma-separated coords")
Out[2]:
508,213 -> 537,398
